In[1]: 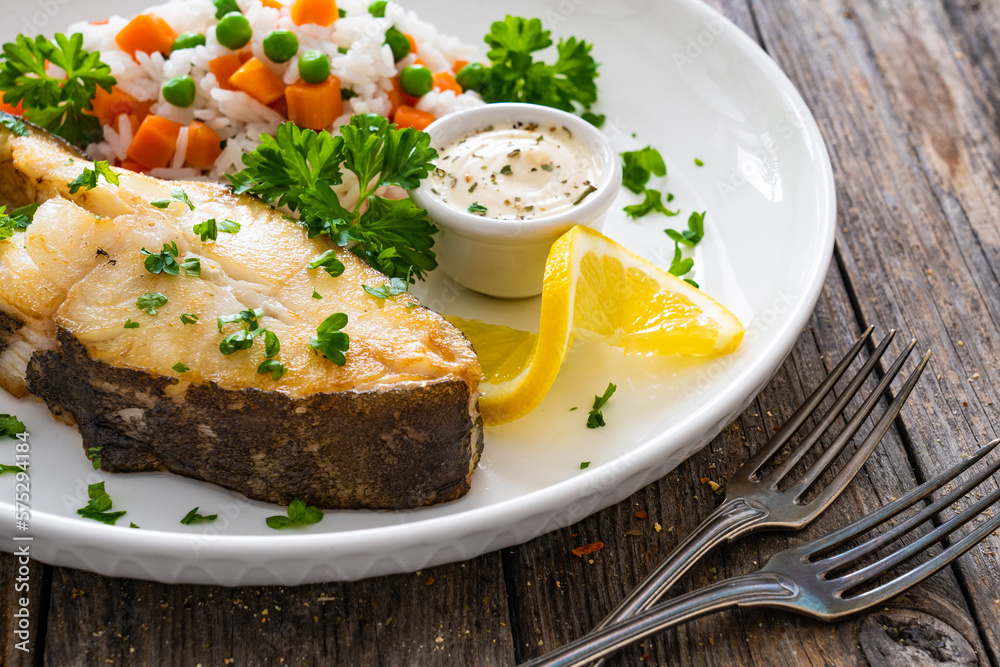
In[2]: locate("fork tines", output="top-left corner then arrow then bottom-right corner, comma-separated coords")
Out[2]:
739,327 -> 931,510
776,437 -> 1000,615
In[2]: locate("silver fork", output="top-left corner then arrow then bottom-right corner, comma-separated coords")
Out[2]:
525,437 -> 1000,667
583,326 -> 928,666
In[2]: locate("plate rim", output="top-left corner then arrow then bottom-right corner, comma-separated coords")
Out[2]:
0,0 -> 837,584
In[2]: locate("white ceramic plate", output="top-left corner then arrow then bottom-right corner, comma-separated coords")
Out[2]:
0,0 -> 834,585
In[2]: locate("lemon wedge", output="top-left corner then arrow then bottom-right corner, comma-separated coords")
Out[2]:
450,226 -> 745,426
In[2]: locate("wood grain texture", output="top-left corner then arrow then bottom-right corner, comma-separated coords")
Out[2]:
40,553 -> 514,666
0,551 -> 47,667
748,0 -> 1000,661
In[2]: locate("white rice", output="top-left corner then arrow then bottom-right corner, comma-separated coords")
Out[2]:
72,0 -> 483,180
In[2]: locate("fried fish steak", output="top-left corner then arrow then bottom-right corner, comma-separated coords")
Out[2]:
0,121 -> 484,510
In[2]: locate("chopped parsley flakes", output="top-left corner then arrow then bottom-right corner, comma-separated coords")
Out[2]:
309,250 -> 346,278
309,313 -> 350,366
76,481 -> 127,525
0,414 -> 27,439
265,498 -> 324,529
586,382 -> 617,429
180,506 -> 218,525
67,160 -> 119,193
151,188 -> 195,211
193,217 -> 240,242
136,292 -> 168,315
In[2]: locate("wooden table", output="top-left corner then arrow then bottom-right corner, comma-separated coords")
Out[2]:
3,0 -> 1000,664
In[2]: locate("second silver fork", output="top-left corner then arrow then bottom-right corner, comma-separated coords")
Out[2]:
587,326 -> 930,665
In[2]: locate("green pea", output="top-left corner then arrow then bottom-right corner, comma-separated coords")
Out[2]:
368,1 -> 387,17
298,51 -> 331,84
456,62 -> 485,92
216,11 -> 252,50
263,30 -> 299,64
163,75 -> 196,108
172,31 -> 206,52
399,65 -> 433,97
384,27 -> 410,63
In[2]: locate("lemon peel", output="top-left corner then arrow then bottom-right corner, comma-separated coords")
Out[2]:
451,226 -> 744,426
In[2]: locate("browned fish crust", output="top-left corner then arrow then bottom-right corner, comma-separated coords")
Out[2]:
27,330 -> 485,510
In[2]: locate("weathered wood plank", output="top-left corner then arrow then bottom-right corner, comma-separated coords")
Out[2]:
0,551 -> 47,666
503,261 -> 987,665
747,0 -> 1000,659
40,553 -> 514,666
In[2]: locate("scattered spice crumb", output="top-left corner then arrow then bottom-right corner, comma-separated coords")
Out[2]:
635,510 -> 647,519
625,529 -> 642,536
654,522 -> 662,533
572,542 -> 604,557
425,576 -> 435,586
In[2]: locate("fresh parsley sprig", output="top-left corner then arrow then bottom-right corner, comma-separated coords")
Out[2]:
265,498 -> 323,529
0,33 -> 115,146
229,115 -> 439,282
76,481 -> 127,525
468,16 -> 599,115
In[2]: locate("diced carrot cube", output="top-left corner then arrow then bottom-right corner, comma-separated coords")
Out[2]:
291,0 -> 339,27
185,121 -> 223,167
452,60 -> 469,75
91,86 -> 138,127
286,77 -> 343,131
393,105 -> 435,131
433,71 -> 462,95
261,0 -> 284,8
209,55 -> 245,91
116,14 -> 176,59
404,33 -> 418,55
229,58 -> 286,106
127,115 -> 184,169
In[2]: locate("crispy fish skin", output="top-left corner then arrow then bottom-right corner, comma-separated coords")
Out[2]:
0,120 -> 485,510
27,331 -> 482,509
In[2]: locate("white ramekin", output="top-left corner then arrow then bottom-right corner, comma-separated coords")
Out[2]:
409,103 -> 622,299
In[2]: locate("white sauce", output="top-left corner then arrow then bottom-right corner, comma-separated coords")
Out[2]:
428,123 -> 601,221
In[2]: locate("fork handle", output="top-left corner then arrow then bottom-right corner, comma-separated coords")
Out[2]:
598,497 -> 768,627
519,572 -> 799,667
